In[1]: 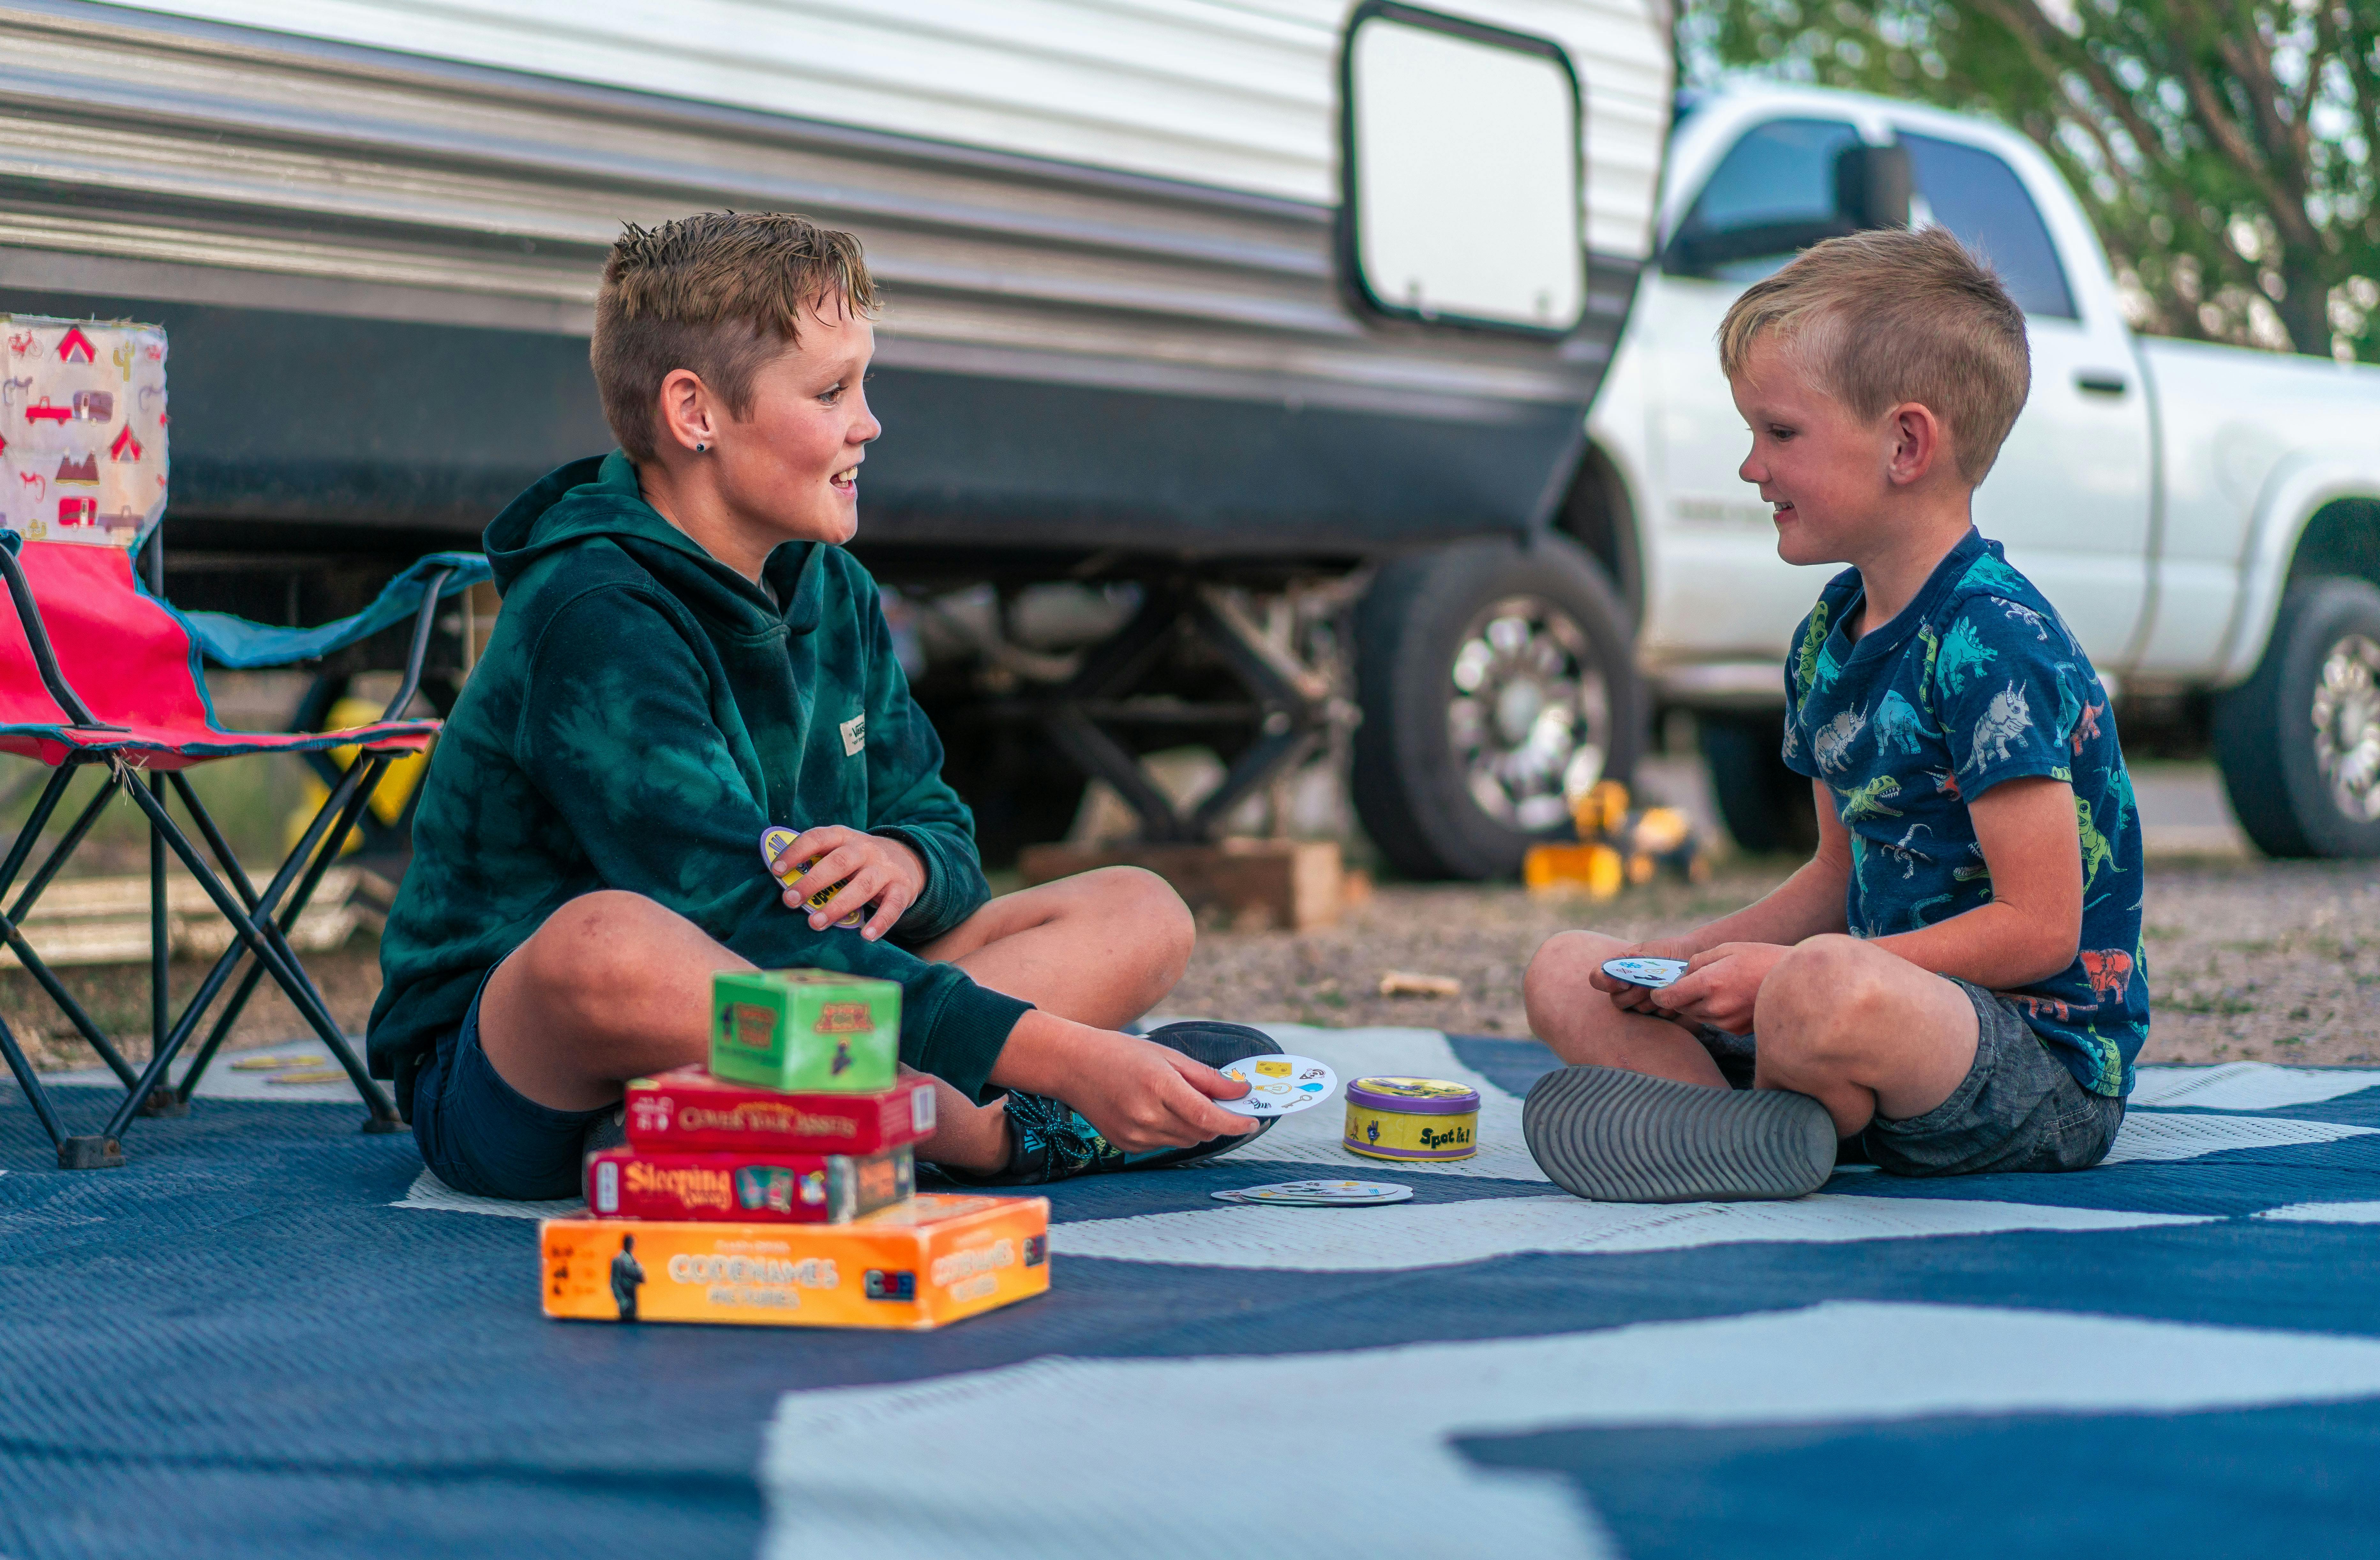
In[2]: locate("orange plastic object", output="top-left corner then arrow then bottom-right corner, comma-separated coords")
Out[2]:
1523,841 -> 1623,899
540,1193 -> 1049,1330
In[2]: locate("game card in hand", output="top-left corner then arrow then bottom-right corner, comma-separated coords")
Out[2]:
760,825 -> 865,929
1601,956 -> 1690,990
1212,1054 -> 1337,1118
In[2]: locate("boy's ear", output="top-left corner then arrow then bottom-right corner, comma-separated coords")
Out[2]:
1883,401 -> 1950,488
655,367 -> 716,459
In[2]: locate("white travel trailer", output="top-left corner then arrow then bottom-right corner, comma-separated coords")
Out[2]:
0,0 -> 1674,874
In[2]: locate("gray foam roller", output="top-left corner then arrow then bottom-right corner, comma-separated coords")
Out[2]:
1522,1065 -> 1837,1203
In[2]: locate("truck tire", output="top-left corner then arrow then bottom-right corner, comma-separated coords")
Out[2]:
1698,710 -> 1819,855
2213,576 -> 2380,859
1352,537 -> 1643,880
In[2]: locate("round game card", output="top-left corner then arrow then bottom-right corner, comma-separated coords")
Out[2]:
1601,956 -> 1689,989
760,825 -> 864,929
1213,1054 -> 1337,1118
1213,1179 -> 1412,1206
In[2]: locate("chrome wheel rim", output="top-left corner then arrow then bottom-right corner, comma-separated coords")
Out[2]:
2313,632 -> 2380,823
1446,596 -> 1610,832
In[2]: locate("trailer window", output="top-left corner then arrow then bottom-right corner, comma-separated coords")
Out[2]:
1665,118 -> 1863,281
1900,133 -> 2076,319
1342,4 -> 1584,334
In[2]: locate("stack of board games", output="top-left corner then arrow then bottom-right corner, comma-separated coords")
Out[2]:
541,969 -> 1050,1331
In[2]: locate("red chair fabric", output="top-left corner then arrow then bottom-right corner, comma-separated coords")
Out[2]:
0,542 -> 437,769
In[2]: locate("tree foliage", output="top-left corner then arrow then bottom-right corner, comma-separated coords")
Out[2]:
1681,0 -> 2380,360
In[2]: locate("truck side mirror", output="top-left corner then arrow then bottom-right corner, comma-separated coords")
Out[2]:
1834,143 -> 1912,232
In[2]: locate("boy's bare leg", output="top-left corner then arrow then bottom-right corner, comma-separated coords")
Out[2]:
475,868 -> 1194,1170
909,866 -> 1193,1027
1749,934 -> 1978,1136
1523,930 -> 1730,1087
1524,929 -> 1979,1137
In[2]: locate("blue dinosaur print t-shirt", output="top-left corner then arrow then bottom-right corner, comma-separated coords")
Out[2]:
1781,528 -> 2147,1097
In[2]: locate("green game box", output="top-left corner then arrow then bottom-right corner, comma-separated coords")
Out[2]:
710,970 -> 900,1093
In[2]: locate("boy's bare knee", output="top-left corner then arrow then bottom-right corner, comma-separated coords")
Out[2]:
1756,936 -> 1888,1073
1031,866 -> 1194,994
1524,930 -> 1625,1009
517,891 -> 685,1016
1097,865 -> 1194,978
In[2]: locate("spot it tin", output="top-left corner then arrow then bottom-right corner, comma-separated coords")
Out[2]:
1343,1076 -> 1480,1161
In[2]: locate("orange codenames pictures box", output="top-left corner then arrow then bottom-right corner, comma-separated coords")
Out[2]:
623,1067 -> 936,1155
539,1193 -> 1050,1330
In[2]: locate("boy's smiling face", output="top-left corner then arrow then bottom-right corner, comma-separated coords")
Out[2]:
710,303 -> 879,550
1729,332 -> 1912,571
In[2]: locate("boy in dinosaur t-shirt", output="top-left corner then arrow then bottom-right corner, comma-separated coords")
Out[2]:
1522,226 -> 2145,1202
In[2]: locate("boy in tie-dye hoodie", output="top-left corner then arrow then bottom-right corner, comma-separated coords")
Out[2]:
369,214 -> 1276,1201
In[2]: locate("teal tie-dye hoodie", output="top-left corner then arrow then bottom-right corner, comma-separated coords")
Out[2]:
366,453 -> 1030,1104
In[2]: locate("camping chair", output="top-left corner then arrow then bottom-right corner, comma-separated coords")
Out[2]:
0,534 -> 488,1168
0,310 -> 489,1168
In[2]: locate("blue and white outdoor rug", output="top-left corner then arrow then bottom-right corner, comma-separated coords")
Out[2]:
6,1024 -> 2380,1558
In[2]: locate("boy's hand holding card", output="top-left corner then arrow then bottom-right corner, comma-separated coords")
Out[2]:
1647,941 -> 1792,1034
768,825 -> 927,941
1590,935 -> 1702,1013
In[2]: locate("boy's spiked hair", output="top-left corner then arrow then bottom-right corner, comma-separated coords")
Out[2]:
1717,225 -> 2030,485
592,211 -> 879,462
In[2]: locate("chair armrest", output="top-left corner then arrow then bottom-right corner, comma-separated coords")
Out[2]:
175,552 -> 493,671
381,566 -> 455,720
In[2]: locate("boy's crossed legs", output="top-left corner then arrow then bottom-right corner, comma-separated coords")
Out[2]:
475,867 -> 1235,1178
1521,929 -> 2122,1197
1524,929 -> 1975,1138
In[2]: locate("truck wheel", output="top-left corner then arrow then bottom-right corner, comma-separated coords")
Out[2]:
1698,710 -> 1818,854
1352,537 -> 1643,880
2213,576 -> 2380,859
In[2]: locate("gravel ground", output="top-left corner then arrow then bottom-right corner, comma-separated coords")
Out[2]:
14,852 -> 2377,1076
1167,855 -> 2380,1068
4,945 -> 387,1073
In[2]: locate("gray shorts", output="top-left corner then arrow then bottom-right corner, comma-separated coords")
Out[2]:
1695,978 -> 2124,1177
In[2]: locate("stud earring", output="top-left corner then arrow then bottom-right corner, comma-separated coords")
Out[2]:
694,441 -> 707,453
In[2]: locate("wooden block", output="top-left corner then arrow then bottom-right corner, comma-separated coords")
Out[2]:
1018,838 -> 1343,931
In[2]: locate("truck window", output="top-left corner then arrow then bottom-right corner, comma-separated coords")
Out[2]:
1899,133 -> 2076,319
1664,118 -> 1861,281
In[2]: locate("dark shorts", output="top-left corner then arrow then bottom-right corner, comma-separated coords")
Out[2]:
409,968 -> 610,1202
1695,977 -> 2124,1177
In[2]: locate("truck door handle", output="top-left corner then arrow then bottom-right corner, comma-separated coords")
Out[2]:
2075,370 -> 2129,396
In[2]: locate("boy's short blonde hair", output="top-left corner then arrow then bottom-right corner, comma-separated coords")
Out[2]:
1717,226 -> 2030,485
592,211 -> 879,463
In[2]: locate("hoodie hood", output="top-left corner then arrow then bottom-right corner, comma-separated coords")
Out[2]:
483,450 -> 825,634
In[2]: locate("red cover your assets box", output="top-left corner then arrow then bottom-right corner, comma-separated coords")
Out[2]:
586,1145 -> 914,1223
624,1067 -> 936,1153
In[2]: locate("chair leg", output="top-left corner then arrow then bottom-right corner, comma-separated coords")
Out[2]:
0,1007 -> 68,1150
0,917 -> 139,1088
100,772 -> 327,1138
168,768 -> 375,1103
7,764 -> 123,924
0,764 -> 82,903
105,763 -> 400,1140
0,767 -> 141,1088
141,771 -> 183,1117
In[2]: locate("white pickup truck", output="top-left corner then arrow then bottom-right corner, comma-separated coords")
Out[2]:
1574,84 -> 2380,861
